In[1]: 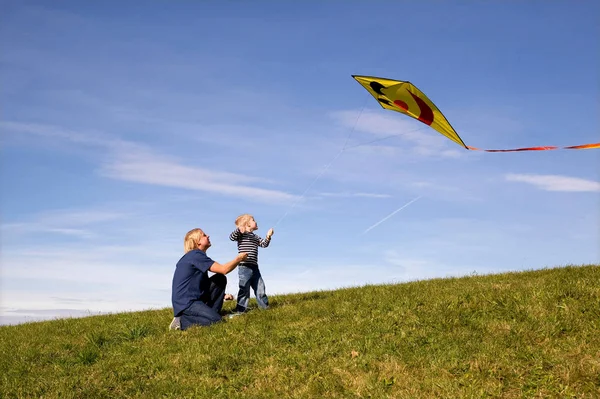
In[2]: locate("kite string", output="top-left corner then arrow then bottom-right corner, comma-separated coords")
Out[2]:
343,125 -> 429,150
273,99 -> 368,229
273,148 -> 344,228
340,99 -> 367,151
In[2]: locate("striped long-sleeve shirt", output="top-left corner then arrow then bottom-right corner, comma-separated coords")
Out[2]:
229,229 -> 271,266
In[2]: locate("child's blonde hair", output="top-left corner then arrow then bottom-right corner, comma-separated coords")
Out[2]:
183,228 -> 203,253
235,214 -> 254,233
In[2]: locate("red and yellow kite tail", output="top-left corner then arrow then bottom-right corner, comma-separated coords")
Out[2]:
563,143 -> 600,150
466,142 -> 600,152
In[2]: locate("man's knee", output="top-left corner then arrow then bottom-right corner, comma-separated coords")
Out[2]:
211,273 -> 227,287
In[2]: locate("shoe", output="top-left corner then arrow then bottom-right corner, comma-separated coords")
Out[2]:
169,317 -> 181,330
227,312 -> 243,319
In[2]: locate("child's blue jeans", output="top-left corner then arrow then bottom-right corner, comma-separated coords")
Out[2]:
235,264 -> 269,312
180,273 -> 227,330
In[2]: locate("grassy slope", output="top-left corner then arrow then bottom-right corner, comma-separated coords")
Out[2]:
1,264 -> 599,398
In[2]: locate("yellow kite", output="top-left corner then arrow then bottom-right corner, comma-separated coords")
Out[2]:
352,75 -> 599,152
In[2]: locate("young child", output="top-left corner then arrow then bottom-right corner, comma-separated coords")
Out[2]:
229,214 -> 273,313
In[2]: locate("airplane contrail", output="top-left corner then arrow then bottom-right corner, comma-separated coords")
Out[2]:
362,196 -> 422,234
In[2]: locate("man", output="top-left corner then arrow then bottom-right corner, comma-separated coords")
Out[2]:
170,228 -> 247,330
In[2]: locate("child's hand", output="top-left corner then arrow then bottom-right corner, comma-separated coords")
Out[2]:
237,253 -> 248,262
224,294 -> 234,301
267,228 -> 274,238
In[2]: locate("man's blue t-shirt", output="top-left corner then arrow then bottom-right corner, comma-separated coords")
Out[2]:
171,249 -> 215,316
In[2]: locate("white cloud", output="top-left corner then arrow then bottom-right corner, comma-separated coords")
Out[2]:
2,208 -> 132,239
331,109 -> 464,158
266,263 -> 409,294
2,121 -> 299,204
505,174 -> 600,192
100,149 -> 298,203
0,121 -> 111,147
2,247 -> 170,286
2,224 -> 95,238
0,309 -> 110,326
318,192 -> 392,199
381,250 -> 484,280
37,209 -> 128,225
0,244 -> 174,320
332,109 -> 417,137
363,196 -> 422,234
266,252 -> 486,296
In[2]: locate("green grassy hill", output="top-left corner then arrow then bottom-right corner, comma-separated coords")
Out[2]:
1,264 -> 599,398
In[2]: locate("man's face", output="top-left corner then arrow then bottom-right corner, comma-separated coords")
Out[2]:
197,231 -> 211,250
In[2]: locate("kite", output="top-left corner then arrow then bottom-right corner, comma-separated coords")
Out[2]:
352,75 -> 600,152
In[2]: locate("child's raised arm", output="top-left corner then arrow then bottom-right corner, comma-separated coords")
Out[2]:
258,228 -> 273,248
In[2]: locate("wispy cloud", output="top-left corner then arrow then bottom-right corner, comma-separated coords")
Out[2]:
267,262 -> 411,294
331,109 -> 464,158
0,244 -> 174,319
2,247 -> 170,284
2,224 -> 95,239
318,192 -> 392,199
36,209 -> 128,225
505,174 -> 600,192
2,121 -> 299,203
381,250 -> 481,281
0,121 -> 111,147
363,196 -> 422,234
100,149 -> 298,203
409,181 -> 482,202
268,253 -> 481,296
2,208 -> 132,239
0,308 -> 109,326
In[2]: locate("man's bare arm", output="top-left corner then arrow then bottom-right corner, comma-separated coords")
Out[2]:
209,253 -> 248,275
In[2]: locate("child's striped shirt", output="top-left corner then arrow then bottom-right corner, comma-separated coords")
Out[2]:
229,229 -> 271,266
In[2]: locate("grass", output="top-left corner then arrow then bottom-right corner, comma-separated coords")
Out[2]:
1,264 -> 599,398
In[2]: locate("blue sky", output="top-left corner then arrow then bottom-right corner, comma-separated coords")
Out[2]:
1,1 -> 599,325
